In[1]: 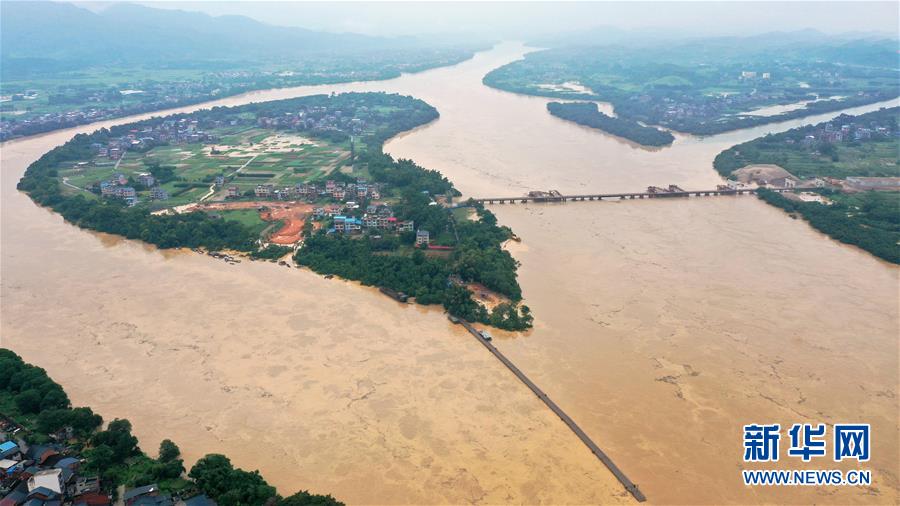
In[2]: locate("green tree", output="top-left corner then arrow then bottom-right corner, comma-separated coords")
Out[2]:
189,454 -> 276,506
158,439 -> 181,462
279,491 -> 345,506
92,419 -> 139,463
14,389 -> 42,414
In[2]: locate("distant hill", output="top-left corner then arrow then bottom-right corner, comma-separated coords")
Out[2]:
0,1 -> 466,76
529,28 -> 899,68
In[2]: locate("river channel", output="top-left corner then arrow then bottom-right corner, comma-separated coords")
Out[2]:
2,42 -> 897,504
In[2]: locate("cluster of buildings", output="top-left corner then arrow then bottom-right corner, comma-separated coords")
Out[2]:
77,119 -> 224,204
244,179 -> 383,202
256,105 -> 370,135
720,176 -> 827,191
739,70 -> 772,80
92,120 -> 218,157
0,78 -> 239,141
794,119 -> 897,146
92,173 -> 168,206
0,435 -> 215,506
325,203 -> 414,235
641,90 -> 778,123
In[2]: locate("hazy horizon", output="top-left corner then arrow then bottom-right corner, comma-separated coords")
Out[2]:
70,1 -> 900,39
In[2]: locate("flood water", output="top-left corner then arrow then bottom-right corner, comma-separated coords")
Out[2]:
2,42 -> 898,504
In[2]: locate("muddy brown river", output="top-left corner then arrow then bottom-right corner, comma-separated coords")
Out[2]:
2,42 -> 898,504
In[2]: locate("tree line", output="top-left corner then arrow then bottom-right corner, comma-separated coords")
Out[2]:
0,349 -> 342,505
547,102 -> 674,147
18,91 -> 532,330
757,189 -> 899,264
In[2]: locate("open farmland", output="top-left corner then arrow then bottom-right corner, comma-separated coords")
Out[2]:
55,128 -> 352,211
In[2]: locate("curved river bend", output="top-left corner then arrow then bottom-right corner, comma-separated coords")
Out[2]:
2,43 -> 897,504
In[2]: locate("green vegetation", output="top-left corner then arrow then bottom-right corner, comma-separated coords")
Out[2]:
295,159 -> 534,330
757,189 -> 899,264
484,36 -> 899,135
20,91 -> 533,329
250,245 -> 294,260
215,209 -> 272,237
547,101 -> 674,146
0,2 -> 489,139
0,349 -> 342,504
17,92 -> 440,253
714,107 -> 900,179
715,108 -> 900,265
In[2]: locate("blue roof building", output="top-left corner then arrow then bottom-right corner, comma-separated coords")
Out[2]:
0,441 -> 19,459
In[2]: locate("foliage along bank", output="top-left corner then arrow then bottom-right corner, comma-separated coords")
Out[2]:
756,189 -> 899,264
17,92 -> 532,330
713,107 -> 900,179
0,349 -> 342,505
547,101 -> 674,146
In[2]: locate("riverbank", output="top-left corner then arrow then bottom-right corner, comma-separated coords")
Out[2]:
547,102 -> 674,147
3,42 -> 898,505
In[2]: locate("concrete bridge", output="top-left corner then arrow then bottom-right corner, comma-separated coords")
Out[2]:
469,187 -> 788,205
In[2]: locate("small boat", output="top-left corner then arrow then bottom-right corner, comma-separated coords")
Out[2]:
479,330 -> 492,341
324,274 -> 334,279
379,286 -> 409,303
448,315 -> 460,324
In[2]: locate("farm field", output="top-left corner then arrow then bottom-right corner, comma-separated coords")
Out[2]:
741,140 -> 899,179
55,128 -> 353,211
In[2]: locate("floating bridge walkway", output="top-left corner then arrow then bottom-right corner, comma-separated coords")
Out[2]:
459,319 -> 647,502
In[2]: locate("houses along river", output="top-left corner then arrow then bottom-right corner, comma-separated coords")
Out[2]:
2,42 -> 897,504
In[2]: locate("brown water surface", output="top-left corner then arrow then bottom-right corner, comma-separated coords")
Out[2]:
2,42 -> 898,504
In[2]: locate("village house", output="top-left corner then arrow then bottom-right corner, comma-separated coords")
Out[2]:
768,177 -> 797,189
255,184 -> 274,198
0,459 -> 20,477
363,215 -> 380,228
99,181 -> 117,196
27,468 -> 64,495
0,441 -> 20,460
398,220 -> 414,232
415,229 -> 430,247
333,215 -> 346,233
344,217 -> 362,233
115,186 -> 137,199
123,484 -> 170,506
137,173 -> 155,187
226,186 -> 240,199
149,187 -> 169,200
